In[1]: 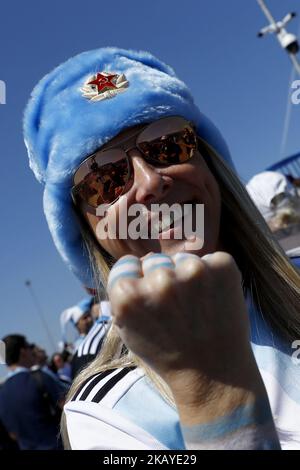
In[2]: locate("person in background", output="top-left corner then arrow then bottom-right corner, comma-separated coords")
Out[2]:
49,353 -> 72,384
0,420 -> 19,450
32,345 -> 48,368
61,348 -> 72,366
31,344 -> 68,385
0,380 -> 19,450
246,171 -> 300,267
70,300 -> 112,379
286,174 -> 300,197
0,335 -> 66,450
60,297 -> 94,353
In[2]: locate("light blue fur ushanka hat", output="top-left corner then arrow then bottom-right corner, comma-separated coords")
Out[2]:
24,47 -> 234,288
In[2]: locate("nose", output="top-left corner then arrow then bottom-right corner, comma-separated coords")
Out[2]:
130,154 -> 173,204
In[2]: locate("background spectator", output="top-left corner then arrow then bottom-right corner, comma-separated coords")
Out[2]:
0,335 -> 66,450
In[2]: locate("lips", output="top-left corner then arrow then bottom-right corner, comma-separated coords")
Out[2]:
143,199 -> 196,236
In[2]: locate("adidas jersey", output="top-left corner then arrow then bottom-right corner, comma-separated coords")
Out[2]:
71,302 -> 112,379
65,298 -> 300,450
64,363 -> 300,450
64,366 -> 184,450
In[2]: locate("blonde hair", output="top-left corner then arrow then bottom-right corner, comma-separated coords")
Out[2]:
61,142 -> 300,447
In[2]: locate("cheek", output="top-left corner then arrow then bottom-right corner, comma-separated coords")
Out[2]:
205,173 -> 221,215
203,177 -> 222,251
84,209 -> 134,259
194,157 -> 221,207
178,158 -> 221,211
186,158 -> 222,245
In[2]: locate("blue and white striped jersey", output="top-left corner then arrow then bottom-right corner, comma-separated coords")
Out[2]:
65,366 -> 183,450
71,302 -> 112,378
65,298 -> 300,450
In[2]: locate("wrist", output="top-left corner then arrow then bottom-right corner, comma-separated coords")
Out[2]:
180,397 -> 280,450
163,354 -> 267,425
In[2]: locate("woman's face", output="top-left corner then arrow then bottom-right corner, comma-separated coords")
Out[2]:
78,121 -> 222,260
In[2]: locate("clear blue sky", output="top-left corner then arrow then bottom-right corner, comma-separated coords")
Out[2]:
0,0 -> 300,372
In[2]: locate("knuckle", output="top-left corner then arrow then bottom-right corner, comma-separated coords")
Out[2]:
110,278 -> 140,306
110,279 -> 143,325
180,257 -> 206,278
108,260 -> 141,292
176,254 -> 207,280
209,251 -> 235,270
145,268 -> 175,295
209,251 -> 242,283
142,254 -> 174,274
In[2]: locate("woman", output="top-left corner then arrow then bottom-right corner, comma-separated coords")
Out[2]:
24,47 -> 300,450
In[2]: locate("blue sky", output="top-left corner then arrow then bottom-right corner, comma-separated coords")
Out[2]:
0,0 -> 300,373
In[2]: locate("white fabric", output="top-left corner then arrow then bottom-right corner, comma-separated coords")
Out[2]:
65,402 -> 167,450
97,369 -> 144,409
60,306 -> 83,328
65,299 -> 300,450
246,171 -> 296,219
79,323 -> 105,356
75,301 -> 111,357
100,300 -> 112,318
76,369 -> 121,402
65,365 -> 300,450
286,247 -> 300,257
259,369 -> 300,450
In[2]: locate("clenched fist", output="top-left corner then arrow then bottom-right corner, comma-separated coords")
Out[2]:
109,251 -> 262,395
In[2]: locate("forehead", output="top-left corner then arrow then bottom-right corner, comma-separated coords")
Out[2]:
101,123 -> 146,150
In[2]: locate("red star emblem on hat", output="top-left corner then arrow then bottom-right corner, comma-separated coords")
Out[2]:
88,73 -> 117,94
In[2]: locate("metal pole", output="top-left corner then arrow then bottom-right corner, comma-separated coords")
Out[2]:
280,65 -> 296,157
25,280 -> 56,351
257,0 -> 300,77
256,0 -> 277,27
289,53 -> 300,76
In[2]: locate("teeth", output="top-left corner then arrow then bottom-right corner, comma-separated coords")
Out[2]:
140,202 -> 195,235
162,213 -> 174,232
151,213 -> 172,233
172,205 -> 185,224
153,206 -> 186,233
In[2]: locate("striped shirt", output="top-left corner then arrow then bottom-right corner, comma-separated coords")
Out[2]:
71,302 -> 111,379
65,295 -> 300,450
65,366 -> 183,449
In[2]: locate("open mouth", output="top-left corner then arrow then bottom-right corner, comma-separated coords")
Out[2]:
151,199 -> 197,235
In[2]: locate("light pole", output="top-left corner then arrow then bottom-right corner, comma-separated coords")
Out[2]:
257,0 -> 300,76
25,280 -> 56,351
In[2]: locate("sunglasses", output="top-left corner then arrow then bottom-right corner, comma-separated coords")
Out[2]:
71,116 -> 198,214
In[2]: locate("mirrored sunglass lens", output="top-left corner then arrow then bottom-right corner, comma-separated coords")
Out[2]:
75,152 -> 130,207
137,118 -> 197,165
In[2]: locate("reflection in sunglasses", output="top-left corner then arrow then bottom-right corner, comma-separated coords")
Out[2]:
72,120 -> 198,210
138,128 -> 196,165
78,159 -> 130,205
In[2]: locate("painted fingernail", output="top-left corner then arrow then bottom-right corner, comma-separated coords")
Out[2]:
201,253 -> 214,261
142,253 -> 174,274
108,256 -> 141,291
173,252 -> 200,264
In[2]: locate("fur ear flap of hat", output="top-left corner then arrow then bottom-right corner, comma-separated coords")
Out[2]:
24,47 -> 234,288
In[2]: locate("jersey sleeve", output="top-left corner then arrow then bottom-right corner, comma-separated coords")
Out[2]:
64,400 -> 167,450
